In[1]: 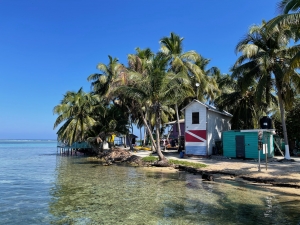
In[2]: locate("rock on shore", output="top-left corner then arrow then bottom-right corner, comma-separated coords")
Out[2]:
97,147 -> 146,166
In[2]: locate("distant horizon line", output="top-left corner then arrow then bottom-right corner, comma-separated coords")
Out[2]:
0,139 -> 57,141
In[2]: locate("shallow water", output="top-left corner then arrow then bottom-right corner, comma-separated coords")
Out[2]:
0,140 -> 300,224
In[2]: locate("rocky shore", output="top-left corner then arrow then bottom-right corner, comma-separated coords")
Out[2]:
96,147 -> 147,166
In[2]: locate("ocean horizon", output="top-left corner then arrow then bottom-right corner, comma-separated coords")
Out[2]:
0,139 -> 57,141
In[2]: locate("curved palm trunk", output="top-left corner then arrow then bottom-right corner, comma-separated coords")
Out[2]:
155,108 -> 166,161
147,112 -> 155,151
276,84 -> 291,159
139,110 -> 157,150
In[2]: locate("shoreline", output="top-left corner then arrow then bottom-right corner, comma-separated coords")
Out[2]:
87,148 -> 300,194
131,150 -> 300,193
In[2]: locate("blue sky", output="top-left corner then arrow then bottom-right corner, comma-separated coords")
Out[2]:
0,0 -> 278,139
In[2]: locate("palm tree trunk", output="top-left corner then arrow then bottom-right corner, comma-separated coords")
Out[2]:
128,137 -> 133,150
129,122 -> 134,150
140,127 -> 142,146
143,125 -> 146,146
175,103 -> 181,147
276,84 -> 291,159
123,135 -> 126,148
155,108 -> 166,161
139,110 -> 157,150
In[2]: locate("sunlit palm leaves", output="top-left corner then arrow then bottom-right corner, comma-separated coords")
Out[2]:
87,55 -> 126,100
53,88 -> 100,145
215,74 -> 277,129
232,21 -> 300,158
116,53 -> 190,160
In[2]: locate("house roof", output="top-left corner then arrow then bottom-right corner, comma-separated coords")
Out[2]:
181,99 -> 233,117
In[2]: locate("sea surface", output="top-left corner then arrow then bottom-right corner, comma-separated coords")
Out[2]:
0,140 -> 300,225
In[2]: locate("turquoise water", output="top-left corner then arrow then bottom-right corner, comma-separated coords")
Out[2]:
0,140 -> 300,225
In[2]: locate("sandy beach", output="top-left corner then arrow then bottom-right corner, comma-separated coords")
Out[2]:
132,150 -> 300,194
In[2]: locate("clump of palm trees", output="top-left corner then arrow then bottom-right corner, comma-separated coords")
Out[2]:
54,0 -> 300,162
54,33 -> 219,162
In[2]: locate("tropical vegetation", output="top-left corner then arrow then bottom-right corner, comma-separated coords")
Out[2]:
54,0 -> 300,161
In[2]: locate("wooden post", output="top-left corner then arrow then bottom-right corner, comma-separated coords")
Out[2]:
266,150 -> 268,171
258,150 -> 261,172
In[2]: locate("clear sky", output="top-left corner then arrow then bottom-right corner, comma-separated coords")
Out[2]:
0,0 -> 279,139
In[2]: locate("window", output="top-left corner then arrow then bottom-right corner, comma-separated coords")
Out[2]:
192,112 -> 199,124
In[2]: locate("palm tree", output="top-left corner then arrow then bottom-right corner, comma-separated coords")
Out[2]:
194,57 -> 220,103
86,103 -> 130,151
127,48 -> 155,147
128,47 -> 154,76
116,52 -> 190,163
264,1 -> 300,82
215,74 -> 277,129
87,55 -> 126,99
232,22 -> 300,159
265,0 -> 300,32
87,55 -> 136,147
53,88 -> 100,145
160,32 -> 201,144
127,47 -> 176,150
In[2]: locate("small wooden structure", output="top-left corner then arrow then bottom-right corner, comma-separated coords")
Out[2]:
113,134 -> 138,147
222,129 -> 275,159
165,119 -> 185,140
181,100 -> 232,156
57,141 -> 91,155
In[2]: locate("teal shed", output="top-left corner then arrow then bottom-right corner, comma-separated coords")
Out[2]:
222,130 -> 274,159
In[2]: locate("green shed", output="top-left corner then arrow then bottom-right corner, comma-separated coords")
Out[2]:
222,129 -> 274,159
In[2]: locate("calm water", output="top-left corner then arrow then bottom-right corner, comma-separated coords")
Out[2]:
0,140 -> 300,225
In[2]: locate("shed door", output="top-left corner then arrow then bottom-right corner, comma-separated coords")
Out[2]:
235,135 -> 245,158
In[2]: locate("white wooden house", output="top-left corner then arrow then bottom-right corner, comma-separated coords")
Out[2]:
181,100 -> 232,156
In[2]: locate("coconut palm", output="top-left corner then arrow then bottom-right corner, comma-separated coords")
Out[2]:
278,0 -> 300,13
193,57 -> 220,103
127,47 -> 176,149
128,47 -> 154,76
87,55 -> 126,99
87,55 -> 136,146
264,1 -> 300,81
127,48 -> 155,145
215,74 -> 277,129
265,0 -> 300,32
86,103 -> 130,151
232,22 -> 300,159
160,32 -> 202,143
53,88 -> 100,145
116,52 -> 190,163
215,74 -> 255,129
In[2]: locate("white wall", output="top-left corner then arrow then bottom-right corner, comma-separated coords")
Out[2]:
185,101 -> 206,130
207,110 -> 231,155
185,102 -> 207,155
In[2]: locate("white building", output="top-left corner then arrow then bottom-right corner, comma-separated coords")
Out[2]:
181,100 -> 232,156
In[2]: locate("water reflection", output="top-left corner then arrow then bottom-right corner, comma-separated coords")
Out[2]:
49,156 -> 300,225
